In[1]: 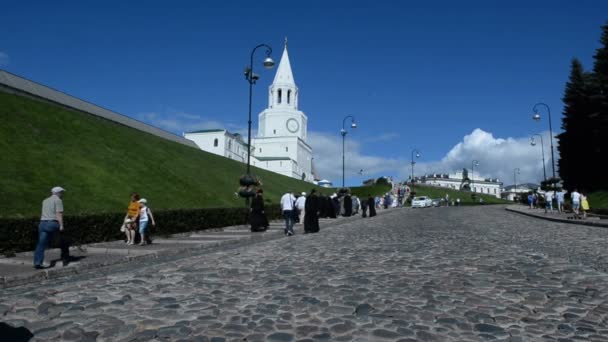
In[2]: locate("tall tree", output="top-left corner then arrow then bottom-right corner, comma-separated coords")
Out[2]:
558,59 -> 590,190
590,23 -> 608,190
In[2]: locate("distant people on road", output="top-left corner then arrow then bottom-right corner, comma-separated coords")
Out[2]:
571,189 -> 581,216
295,192 -> 306,225
124,192 -> 140,245
304,189 -> 320,233
527,193 -> 534,209
250,189 -> 269,232
556,190 -> 566,213
544,191 -> 554,213
280,190 -> 296,236
343,192 -> 353,217
367,194 -> 377,217
352,195 -> 361,215
456,198 -> 461,206
361,197 -> 368,217
137,198 -> 155,246
581,192 -> 590,219
34,186 -> 73,269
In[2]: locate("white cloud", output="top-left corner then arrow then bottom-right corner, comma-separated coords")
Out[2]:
307,131 -> 402,182
408,129 -> 555,186
135,110 -> 225,134
309,128 -> 555,187
364,132 -> 399,142
0,52 -> 9,67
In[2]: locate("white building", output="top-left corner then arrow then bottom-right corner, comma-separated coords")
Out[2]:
184,42 -> 315,182
501,184 -> 539,201
419,170 -> 503,198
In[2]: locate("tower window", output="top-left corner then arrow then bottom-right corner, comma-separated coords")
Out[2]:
273,129 -> 276,135
259,148 -> 262,153
213,138 -> 218,147
278,89 -> 282,104
285,147 -> 288,152
287,90 -> 291,104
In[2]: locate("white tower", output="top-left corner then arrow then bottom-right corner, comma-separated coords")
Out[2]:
253,39 -> 313,182
258,40 -> 308,141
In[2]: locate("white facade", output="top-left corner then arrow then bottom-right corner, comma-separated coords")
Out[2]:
420,170 -> 503,198
184,43 -> 315,182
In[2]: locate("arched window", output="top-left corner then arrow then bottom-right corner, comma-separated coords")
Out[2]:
213,138 -> 218,147
285,147 -> 288,152
278,89 -> 282,104
287,90 -> 291,104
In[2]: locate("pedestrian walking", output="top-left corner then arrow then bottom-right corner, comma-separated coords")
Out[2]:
527,193 -> 534,209
250,189 -> 269,232
367,194 -> 377,217
304,189 -> 320,233
280,190 -> 296,236
544,191 -> 554,213
581,192 -> 590,219
361,197 -> 368,217
137,198 -> 155,245
571,189 -> 581,216
123,192 -> 140,245
295,192 -> 306,225
34,186 -> 74,269
556,190 -> 566,213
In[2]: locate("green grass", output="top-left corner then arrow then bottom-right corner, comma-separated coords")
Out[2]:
411,184 -> 511,205
349,183 -> 392,198
588,191 -> 608,214
0,92 -> 383,218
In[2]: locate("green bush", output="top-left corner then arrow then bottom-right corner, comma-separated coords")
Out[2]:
0,205 -> 282,255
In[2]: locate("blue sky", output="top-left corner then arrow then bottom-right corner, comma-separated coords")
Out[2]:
1,1 -> 606,186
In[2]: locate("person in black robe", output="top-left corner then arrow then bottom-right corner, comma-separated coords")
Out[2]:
304,189 -> 320,233
361,198 -> 368,217
329,196 -> 338,218
317,194 -> 327,218
367,195 -> 377,217
250,189 -> 269,232
343,195 -> 353,217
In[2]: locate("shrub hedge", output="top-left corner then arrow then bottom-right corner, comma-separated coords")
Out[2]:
0,204 -> 282,256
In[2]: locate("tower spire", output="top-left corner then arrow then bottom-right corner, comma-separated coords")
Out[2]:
284,37 -> 288,49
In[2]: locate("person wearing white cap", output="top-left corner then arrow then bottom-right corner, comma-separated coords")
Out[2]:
137,198 -> 155,245
295,192 -> 306,225
34,186 -> 72,269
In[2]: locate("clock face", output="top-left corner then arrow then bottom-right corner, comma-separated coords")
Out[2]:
286,118 -> 300,133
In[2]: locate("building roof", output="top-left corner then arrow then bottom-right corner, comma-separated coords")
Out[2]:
255,156 -> 291,161
272,41 -> 296,87
186,129 -> 225,134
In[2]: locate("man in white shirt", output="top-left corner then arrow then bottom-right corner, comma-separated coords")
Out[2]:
295,192 -> 306,225
571,189 -> 581,215
280,190 -> 296,236
544,191 -> 554,213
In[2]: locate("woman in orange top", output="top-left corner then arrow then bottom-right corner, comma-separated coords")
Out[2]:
124,192 -> 140,245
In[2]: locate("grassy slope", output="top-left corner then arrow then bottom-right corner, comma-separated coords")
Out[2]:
0,92 -> 382,218
412,184 -> 510,205
588,191 -> 608,213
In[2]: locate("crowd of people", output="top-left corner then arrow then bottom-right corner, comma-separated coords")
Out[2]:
526,188 -> 591,218
251,188 -> 382,235
34,188 -> 156,269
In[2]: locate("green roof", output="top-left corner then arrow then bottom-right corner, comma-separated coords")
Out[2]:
256,157 -> 291,161
186,129 -> 224,134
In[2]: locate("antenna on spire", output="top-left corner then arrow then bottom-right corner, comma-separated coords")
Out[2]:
284,37 -> 288,49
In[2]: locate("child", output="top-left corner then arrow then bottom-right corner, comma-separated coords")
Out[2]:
581,193 -> 590,219
123,218 -> 136,245
138,198 -> 155,246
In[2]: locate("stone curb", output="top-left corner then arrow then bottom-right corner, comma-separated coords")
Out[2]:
0,209 -> 394,289
505,205 -> 608,228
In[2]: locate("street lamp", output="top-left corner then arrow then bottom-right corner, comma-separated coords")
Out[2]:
341,115 -> 357,187
514,167 -> 520,201
410,149 -> 420,193
532,103 -> 557,187
530,133 -> 547,184
245,44 -> 275,179
471,160 -> 479,192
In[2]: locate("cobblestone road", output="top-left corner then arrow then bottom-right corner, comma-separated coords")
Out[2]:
2,206 -> 608,341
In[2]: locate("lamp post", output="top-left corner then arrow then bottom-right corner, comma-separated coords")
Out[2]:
514,167 -> 520,201
245,44 -> 275,178
341,115 -> 357,187
532,103 -> 557,186
410,149 -> 420,193
530,133 -> 547,184
471,160 -> 479,192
